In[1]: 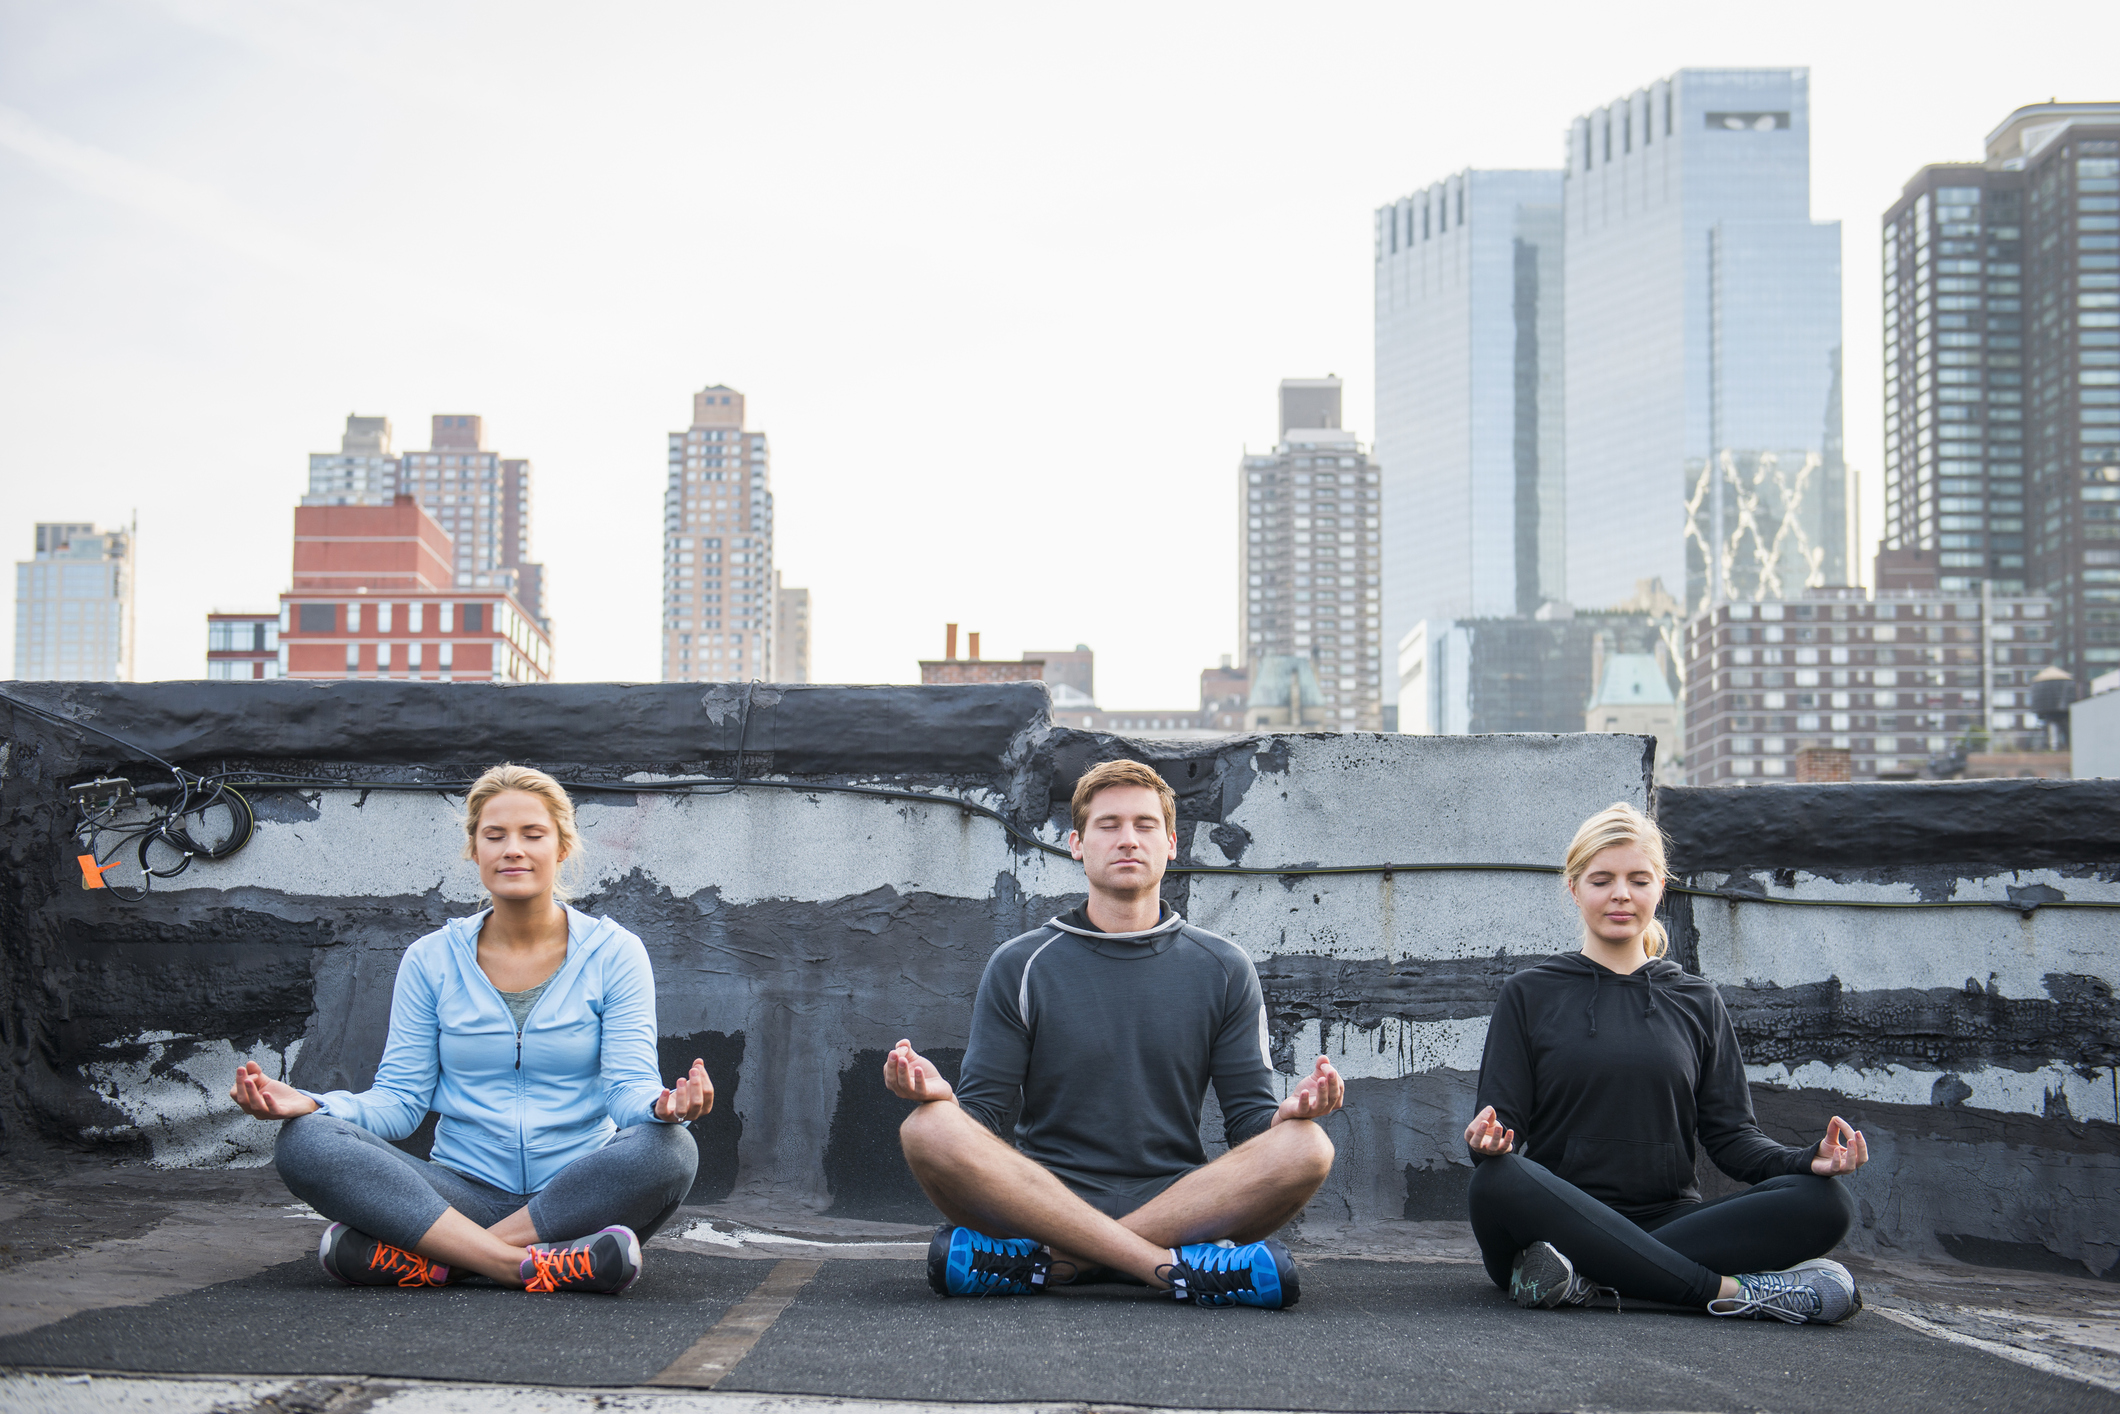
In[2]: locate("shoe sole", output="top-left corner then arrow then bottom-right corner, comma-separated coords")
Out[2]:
318,1223 -> 351,1286
598,1225 -> 645,1296
926,1225 -> 954,1297
1511,1242 -> 1572,1310
1263,1238 -> 1299,1309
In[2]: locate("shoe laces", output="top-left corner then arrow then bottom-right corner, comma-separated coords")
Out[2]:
963,1245 -> 1048,1293
525,1242 -> 597,1293
1157,1251 -> 1257,1307
368,1241 -> 442,1288
1719,1272 -> 1821,1323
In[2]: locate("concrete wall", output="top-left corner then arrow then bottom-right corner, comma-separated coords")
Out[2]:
2,683 -> 2113,1277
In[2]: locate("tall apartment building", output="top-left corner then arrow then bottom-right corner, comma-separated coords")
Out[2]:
301,414 -> 550,631
1564,68 -> 1847,618
665,386 -> 775,682
1238,379 -> 1384,731
13,522 -> 135,681
1882,103 -> 2120,678
1374,168 -> 1566,707
1682,583 -> 2056,783
773,572 -> 811,683
276,497 -> 551,682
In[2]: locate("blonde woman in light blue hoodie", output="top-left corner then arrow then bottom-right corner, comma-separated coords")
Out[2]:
229,764 -> 712,1294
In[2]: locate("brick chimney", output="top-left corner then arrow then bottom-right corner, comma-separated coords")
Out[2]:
969,632 -> 981,661
945,623 -> 958,660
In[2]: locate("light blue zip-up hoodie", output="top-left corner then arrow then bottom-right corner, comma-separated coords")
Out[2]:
299,907 -> 672,1195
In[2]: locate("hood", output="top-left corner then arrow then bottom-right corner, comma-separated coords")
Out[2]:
1048,903 -> 1187,944
1534,950 -> 1684,1037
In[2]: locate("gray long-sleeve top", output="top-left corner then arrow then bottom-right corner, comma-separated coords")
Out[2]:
954,905 -> 1282,1205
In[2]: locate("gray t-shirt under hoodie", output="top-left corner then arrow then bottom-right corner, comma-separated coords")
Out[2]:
954,905 -> 1281,1214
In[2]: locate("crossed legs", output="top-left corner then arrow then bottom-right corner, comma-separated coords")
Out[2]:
899,1099 -> 1333,1288
1467,1152 -> 1854,1307
276,1113 -> 698,1285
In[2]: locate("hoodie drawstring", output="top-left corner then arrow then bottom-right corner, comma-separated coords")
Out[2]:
1586,967 -> 1666,1035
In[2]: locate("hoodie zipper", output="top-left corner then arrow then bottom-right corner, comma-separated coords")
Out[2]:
460,908 -> 581,1195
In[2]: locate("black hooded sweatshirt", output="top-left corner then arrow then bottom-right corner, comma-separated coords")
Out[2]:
1472,952 -> 1818,1223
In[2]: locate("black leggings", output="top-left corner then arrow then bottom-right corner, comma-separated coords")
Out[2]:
1467,1153 -> 1854,1308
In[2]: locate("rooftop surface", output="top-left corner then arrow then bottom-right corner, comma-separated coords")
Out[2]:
1,1159 -> 2115,1414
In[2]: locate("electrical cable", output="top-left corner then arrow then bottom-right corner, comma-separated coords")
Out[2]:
3,686 -> 2114,914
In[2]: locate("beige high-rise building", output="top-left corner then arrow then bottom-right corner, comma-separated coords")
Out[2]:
1239,378 -> 1385,730
665,386 -> 776,682
14,522 -> 136,680
774,572 -> 811,683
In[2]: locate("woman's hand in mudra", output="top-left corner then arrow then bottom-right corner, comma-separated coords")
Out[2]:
656,1058 -> 714,1123
228,1061 -> 320,1120
1464,1104 -> 1514,1156
1810,1115 -> 1868,1175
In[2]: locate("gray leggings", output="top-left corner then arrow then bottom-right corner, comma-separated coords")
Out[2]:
276,1112 -> 699,1253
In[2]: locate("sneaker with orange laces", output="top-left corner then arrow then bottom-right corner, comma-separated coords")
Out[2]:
519,1225 -> 643,1295
317,1222 -> 450,1288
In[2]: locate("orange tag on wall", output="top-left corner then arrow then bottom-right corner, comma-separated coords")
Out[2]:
77,854 -> 114,889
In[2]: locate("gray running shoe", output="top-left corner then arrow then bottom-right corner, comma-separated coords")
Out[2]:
1708,1257 -> 1863,1324
1510,1241 -> 1600,1310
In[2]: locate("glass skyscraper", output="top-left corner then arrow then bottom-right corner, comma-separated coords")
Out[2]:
1563,68 -> 1847,619
13,522 -> 134,681
1374,169 -> 1565,708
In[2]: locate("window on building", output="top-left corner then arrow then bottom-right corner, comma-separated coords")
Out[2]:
461,603 -> 485,632
1706,111 -> 1790,131
299,604 -> 335,633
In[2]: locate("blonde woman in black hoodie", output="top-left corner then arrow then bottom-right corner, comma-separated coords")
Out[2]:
1463,802 -> 1868,1323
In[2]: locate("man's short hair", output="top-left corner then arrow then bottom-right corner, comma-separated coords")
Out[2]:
1070,759 -> 1178,837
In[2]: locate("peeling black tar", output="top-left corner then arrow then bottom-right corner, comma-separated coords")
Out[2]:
1722,974 -> 2120,1072
657,1030 -> 745,1202
0,680 -> 1052,779
823,1047 -> 968,1222
1657,779 -> 2120,872
1256,954 -> 1546,1065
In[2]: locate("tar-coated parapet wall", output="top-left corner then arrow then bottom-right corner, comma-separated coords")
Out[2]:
1,684 -> 2113,1278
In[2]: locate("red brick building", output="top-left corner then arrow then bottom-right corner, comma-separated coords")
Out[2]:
276,497 -> 552,682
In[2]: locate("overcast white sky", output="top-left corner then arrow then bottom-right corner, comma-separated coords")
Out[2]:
3,1 -> 2116,704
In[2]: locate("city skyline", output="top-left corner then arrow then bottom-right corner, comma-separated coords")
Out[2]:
3,5 -> 2117,699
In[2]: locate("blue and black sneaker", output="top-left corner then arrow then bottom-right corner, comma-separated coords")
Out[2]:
1159,1239 -> 1299,1309
926,1225 -> 1055,1296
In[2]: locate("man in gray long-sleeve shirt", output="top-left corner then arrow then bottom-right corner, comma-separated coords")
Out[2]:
885,760 -> 1343,1307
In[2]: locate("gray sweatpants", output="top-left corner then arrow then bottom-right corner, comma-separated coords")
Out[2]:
276,1112 -> 699,1253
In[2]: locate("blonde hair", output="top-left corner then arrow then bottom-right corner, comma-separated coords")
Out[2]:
1070,759 -> 1178,836
462,763 -> 583,902
1562,802 -> 1671,959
